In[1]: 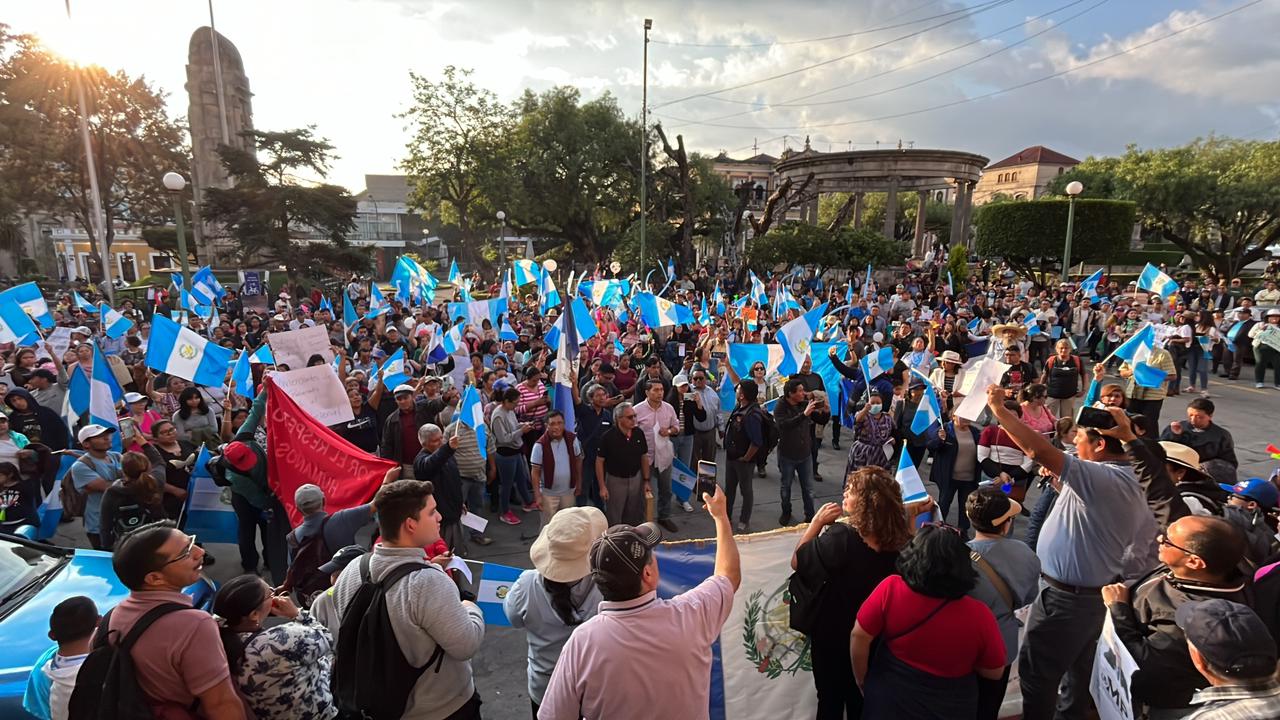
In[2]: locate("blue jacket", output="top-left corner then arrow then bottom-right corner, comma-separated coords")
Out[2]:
926,421 -> 981,488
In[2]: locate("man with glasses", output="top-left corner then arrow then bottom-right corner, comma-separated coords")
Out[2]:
595,402 -> 651,526
1101,516 -> 1249,716
101,522 -> 246,719
688,371 -> 720,469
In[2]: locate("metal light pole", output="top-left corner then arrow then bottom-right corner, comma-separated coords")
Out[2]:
639,18 -> 651,274
497,210 -> 507,270
163,172 -> 192,288
1061,180 -> 1084,283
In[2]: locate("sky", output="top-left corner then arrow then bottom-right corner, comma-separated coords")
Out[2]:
9,0 -> 1279,192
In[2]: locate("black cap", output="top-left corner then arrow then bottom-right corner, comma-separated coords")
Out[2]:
1175,599 -> 1277,678
590,523 -> 662,588
318,545 -> 366,575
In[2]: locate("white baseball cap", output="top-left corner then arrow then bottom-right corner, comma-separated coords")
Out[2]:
77,424 -> 116,443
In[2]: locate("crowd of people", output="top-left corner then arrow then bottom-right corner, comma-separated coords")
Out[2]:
4,252 -> 1280,720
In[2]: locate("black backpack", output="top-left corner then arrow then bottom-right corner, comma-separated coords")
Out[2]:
725,405 -> 779,461
68,603 -> 193,720
332,555 -> 445,719
111,498 -> 162,541
280,517 -> 332,605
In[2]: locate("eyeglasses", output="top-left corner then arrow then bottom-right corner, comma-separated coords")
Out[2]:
162,535 -> 198,567
1156,531 -> 1196,556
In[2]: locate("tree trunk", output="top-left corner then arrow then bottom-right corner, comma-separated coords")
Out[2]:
654,124 -> 696,270
826,194 -> 858,232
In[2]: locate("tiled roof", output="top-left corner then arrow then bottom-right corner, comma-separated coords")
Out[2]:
986,146 -> 1080,170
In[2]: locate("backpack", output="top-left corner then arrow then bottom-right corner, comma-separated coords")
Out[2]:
68,603 -> 193,720
205,453 -> 231,488
725,405 -> 779,462
280,517 -> 332,605
788,524 -> 839,635
111,497 -> 162,540
58,456 -> 95,520
332,555 -> 444,719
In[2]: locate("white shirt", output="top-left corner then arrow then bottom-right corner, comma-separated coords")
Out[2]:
530,437 -> 583,495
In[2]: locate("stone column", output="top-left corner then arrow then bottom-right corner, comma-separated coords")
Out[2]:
852,191 -> 865,229
807,194 -> 820,225
949,180 -> 965,246
958,180 -> 976,250
883,179 -> 899,242
913,190 -> 928,257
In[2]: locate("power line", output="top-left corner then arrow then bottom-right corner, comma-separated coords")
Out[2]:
654,0 -> 1263,133
650,0 -> 1000,48
677,0 -> 1101,124
650,0 -> 1017,109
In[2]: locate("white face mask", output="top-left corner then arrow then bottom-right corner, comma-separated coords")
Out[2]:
868,404 -> 882,415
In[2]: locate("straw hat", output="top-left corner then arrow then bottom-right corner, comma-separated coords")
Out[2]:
939,350 -> 963,365
530,507 -> 609,583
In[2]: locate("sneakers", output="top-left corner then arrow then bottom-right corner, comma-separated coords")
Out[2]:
472,535 -> 494,546
756,466 -> 766,478
1200,391 -> 1211,398
779,513 -> 793,527
522,502 -> 541,513
734,522 -> 749,534
657,517 -> 679,533
681,501 -> 695,513
500,511 -> 522,525
1257,383 -> 1266,389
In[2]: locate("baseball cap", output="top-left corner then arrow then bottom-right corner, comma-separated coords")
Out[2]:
222,441 -> 257,472
295,484 -> 325,514
77,424 -> 116,444
1267,308 -> 1280,318
72,326 -> 91,336
673,373 -> 690,388
590,522 -> 662,589
318,545 -> 366,575
1220,478 -> 1279,509
123,391 -> 147,404
393,384 -> 415,396
1175,599 -> 1277,678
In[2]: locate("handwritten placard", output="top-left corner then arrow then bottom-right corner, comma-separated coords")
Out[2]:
267,325 -> 334,370
269,364 -> 354,425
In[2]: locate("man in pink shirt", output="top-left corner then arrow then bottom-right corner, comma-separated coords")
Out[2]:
100,521 -> 245,719
538,486 -> 741,720
633,380 -> 681,533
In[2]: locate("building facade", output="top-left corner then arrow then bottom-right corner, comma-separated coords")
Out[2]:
970,145 -> 1080,205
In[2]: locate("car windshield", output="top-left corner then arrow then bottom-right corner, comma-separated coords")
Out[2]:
0,537 -> 64,608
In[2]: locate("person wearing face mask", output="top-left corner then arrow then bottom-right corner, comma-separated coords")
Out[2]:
845,392 -> 895,477
965,487 -> 1042,720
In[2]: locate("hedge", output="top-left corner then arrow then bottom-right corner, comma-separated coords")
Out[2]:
975,199 -> 1136,265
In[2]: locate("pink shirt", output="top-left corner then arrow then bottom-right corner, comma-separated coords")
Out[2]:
104,590 -> 230,708
539,575 -> 734,720
633,399 -> 679,471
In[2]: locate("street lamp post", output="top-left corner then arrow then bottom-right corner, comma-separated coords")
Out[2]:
496,210 -> 507,270
1061,181 -> 1084,283
639,18 -> 651,275
163,172 -> 192,289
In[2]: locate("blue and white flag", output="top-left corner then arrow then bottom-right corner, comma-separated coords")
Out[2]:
1078,268 -> 1103,299
895,442 -> 930,502
860,346 -> 895,382
499,318 -> 518,342
947,272 -> 956,298
845,282 -> 854,306
1138,263 -> 1178,300
910,384 -> 942,435
513,259 -> 542,287
1226,320 -> 1244,352
230,350 -> 255,399
73,291 -> 97,312
544,297 -> 599,349
183,445 -> 238,544
189,266 -> 223,306
380,348 -> 410,390
318,295 -> 334,315
343,293 -> 358,329
466,560 -> 524,626
728,344 -> 786,383
670,457 -> 698,503
89,341 -> 123,452
699,297 -> 712,327
66,365 -> 89,423
712,280 -> 725,316
249,344 -> 275,365
0,282 -> 53,328
1023,313 -> 1042,337
633,293 -> 694,329
747,271 -> 769,305
459,384 -> 487,460
391,256 -> 439,303
426,331 -> 449,364
861,264 -> 873,299
1112,324 -> 1156,363
99,303 -> 133,339
448,259 -> 463,286
365,283 -> 389,319
580,280 -> 625,308
144,314 -> 233,386
0,296 -> 39,344
538,266 -> 561,313
552,293 -> 583,432
448,297 -> 508,330
967,317 -> 983,334
1128,337 -> 1169,389
442,321 -> 467,356
777,303 -> 827,376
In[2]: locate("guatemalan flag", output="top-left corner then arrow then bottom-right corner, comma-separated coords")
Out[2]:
1112,324 -> 1167,388
89,341 -> 123,452
552,292 -> 582,432
380,348 -> 410,390
777,303 -> 827,376
727,344 -> 786,383
230,350 -> 256,399
513,259 -> 541,287
544,297 -> 599,349
0,296 -> 39,345
699,297 -> 712,327
633,293 -> 694,329
459,384 -> 487,460
189,266 -> 223,306
99,303 -> 133,339
448,259 -> 463,286
319,295 -> 334,315
182,444 -> 238,543
1138,263 -> 1178,300
712,281 -> 725,315
1078,268 -> 1103,299
861,263 -> 873,299
860,346 -> 895,382
910,384 -> 942,435
538,266 -> 561,313
73,291 -> 97,312
366,283 -> 389,319
145,314 -> 233,386
895,442 -> 931,502
0,282 -> 53,328
1022,312 -> 1042,337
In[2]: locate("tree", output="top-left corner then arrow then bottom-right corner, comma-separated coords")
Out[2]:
201,128 -> 364,280
505,87 -> 639,263
746,222 -> 904,273
974,198 -> 1136,284
0,25 -> 188,279
649,126 -> 735,271
400,66 -> 513,270
944,244 -> 969,285
1047,138 -> 1280,282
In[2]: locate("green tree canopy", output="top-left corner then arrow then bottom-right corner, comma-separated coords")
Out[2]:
1044,138 -> 1280,281
974,198 -> 1136,283
201,128 -> 364,280
746,222 -> 904,274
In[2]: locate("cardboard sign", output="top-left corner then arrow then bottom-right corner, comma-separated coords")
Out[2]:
45,326 -> 74,360
267,324 -> 334,370
268,364 -> 354,426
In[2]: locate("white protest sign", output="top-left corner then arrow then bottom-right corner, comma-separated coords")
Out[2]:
267,325 -> 334,369
268,364 -> 354,426
1090,614 -> 1138,720
44,326 -> 74,360
954,358 -> 1010,422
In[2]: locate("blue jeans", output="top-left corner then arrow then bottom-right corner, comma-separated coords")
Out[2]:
777,455 -> 815,521
495,453 -> 533,514
1186,350 -> 1209,390
672,434 -> 693,471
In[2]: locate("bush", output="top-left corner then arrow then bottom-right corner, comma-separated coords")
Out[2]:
746,222 -> 905,273
975,198 -> 1136,280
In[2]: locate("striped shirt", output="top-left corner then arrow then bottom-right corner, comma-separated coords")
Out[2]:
516,381 -> 549,426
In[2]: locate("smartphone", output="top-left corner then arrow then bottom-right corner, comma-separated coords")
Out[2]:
684,392 -> 696,402
696,460 -> 718,498
1077,406 -> 1117,430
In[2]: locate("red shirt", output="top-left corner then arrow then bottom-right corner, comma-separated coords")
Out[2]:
856,575 -> 1005,677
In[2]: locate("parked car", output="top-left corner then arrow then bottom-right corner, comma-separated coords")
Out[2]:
0,532 -> 216,717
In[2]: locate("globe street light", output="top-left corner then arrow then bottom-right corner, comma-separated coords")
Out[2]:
1061,180 -> 1084,283
163,171 -> 193,289
496,210 -> 507,270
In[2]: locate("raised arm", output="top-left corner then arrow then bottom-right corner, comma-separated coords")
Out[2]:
984,384 -> 1065,477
